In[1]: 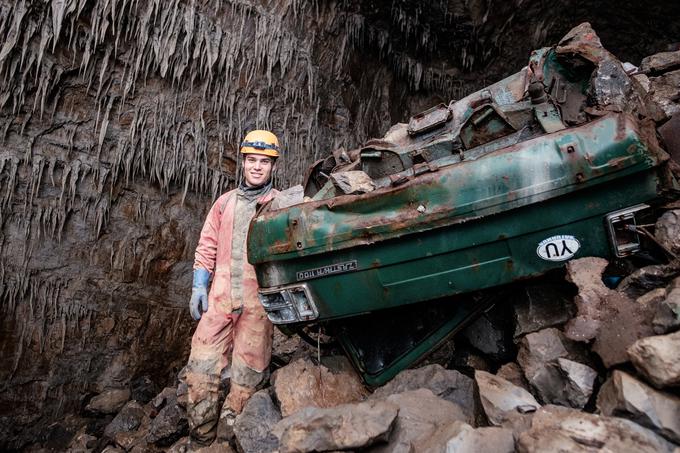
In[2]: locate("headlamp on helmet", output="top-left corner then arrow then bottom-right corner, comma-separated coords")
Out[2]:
240,130 -> 280,157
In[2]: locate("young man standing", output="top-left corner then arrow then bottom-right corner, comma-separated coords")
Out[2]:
185,130 -> 279,444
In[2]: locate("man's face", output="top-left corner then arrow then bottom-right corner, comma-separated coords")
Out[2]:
242,153 -> 274,187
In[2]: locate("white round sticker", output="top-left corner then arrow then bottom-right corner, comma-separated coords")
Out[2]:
536,235 -> 581,262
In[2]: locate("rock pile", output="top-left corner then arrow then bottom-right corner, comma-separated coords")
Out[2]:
58,252 -> 680,452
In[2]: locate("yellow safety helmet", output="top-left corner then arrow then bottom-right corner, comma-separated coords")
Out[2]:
240,130 -> 280,157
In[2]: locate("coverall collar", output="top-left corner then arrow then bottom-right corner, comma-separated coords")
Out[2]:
237,178 -> 273,201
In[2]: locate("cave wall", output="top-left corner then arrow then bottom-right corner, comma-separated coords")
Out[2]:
0,0 -> 678,449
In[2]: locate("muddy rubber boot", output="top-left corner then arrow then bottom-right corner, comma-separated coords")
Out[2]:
186,374 -> 222,445
216,382 -> 257,441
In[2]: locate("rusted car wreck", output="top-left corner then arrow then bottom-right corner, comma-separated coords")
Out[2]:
247,24 -> 680,385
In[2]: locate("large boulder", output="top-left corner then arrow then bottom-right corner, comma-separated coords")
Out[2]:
516,328 -> 594,406
418,422 -> 515,453
368,389 -> 468,453
475,370 -> 540,429
517,405 -> 676,453
272,400 -> 399,453
371,364 -> 478,421
628,330 -> 680,388
597,370 -> 680,444
233,390 -> 281,453
273,357 -> 368,417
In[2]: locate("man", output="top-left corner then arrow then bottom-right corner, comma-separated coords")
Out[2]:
185,130 -> 279,444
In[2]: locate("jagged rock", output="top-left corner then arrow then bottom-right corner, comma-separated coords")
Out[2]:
272,400 -> 399,453
67,432 -> 97,453
194,441 -> 237,453
86,388 -> 131,415
166,437 -> 236,453
654,278 -> 680,334
656,210 -> 680,256
131,376 -> 159,405
166,437 -> 190,453
618,262 -> 680,298
101,447 -> 125,453
628,330 -> 680,388
146,402 -> 188,446
496,362 -> 530,391
641,50 -> 680,74
270,185 -> 305,210
330,170 -> 375,194
591,291 -> 658,367
563,257 -> 613,341
517,328 -> 591,405
371,364 -> 478,421
638,287 -> 668,307
648,69 -> 680,118
597,370 -> 680,444
176,383 -> 189,410
513,283 -> 575,337
368,389 -> 468,452
273,357 -> 368,417
151,387 -> 178,412
563,259 -> 665,367
475,370 -> 540,428
517,404 -> 676,453
272,328 -> 307,364
233,390 -> 281,453
103,401 -> 146,439
555,358 -> 598,408
114,427 -> 150,452
461,314 -> 513,361
418,422 -> 515,453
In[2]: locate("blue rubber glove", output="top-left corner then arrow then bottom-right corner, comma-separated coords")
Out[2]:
190,268 -> 211,320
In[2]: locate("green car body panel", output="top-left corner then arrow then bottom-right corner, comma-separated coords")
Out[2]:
247,37 -> 678,385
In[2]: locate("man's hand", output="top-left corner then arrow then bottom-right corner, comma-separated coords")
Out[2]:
190,268 -> 211,320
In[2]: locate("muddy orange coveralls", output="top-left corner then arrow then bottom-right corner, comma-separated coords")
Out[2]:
185,187 -> 277,442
